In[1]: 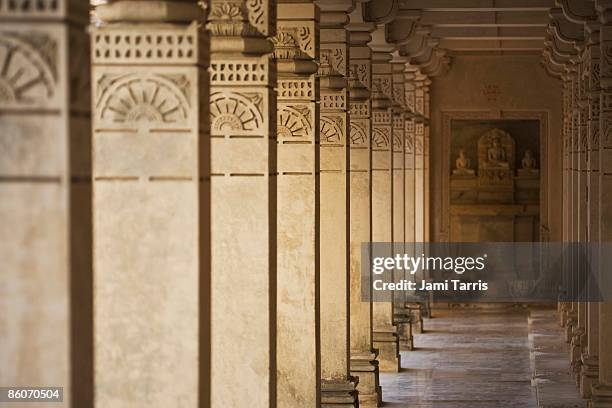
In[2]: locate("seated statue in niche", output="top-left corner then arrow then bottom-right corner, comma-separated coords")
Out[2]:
485,136 -> 509,169
477,128 -> 514,185
518,149 -> 539,176
452,149 -> 475,175
521,150 -> 537,169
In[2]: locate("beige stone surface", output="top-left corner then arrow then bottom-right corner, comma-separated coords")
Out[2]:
0,6 -> 92,406
275,3 -> 320,405
430,55 -> 563,243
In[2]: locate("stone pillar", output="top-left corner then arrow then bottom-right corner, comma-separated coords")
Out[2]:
560,73 -> 572,328
572,39 -> 589,383
414,75 -> 426,259
423,80 -> 431,245
347,8 -> 380,407
567,68 -> 580,344
404,67 -> 418,328
91,1 -> 207,406
592,3 -> 612,405
273,2 -> 321,406
0,1 -> 92,405
316,0 -> 359,405
207,0 -> 277,406
370,26 -> 401,374
582,22 -> 601,399
404,67 -> 417,252
391,56 -> 410,348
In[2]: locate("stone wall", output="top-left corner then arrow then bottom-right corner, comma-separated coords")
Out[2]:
430,55 -> 563,243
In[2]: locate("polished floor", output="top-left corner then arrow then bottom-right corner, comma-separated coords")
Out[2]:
380,307 -> 584,408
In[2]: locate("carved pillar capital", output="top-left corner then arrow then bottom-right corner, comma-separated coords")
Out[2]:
207,0 -> 275,55
95,0 -> 205,23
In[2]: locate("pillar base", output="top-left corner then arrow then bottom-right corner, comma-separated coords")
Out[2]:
559,303 -> 568,327
397,321 -> 414,350
570,329 -> 584,384
591,384 -> 612,408
580,354 -> 599,399
394,309 -> 414,350
566,313 -> 577,343
321,378 -> 359,407
406,303 -> 424,333
350,351 -> 382,407
373,329 -> 401,373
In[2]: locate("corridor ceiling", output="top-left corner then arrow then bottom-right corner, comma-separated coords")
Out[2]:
359,0 -> 597,78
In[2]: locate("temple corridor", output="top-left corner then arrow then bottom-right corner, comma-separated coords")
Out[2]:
380,308 -> 585,408
2,0 -> 612,407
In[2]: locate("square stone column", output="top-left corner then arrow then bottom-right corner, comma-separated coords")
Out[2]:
404,67 -> 417,258
206,0 -> 278,406
347,8 -> 381,407
91,1 -> 208,406
423,81 -> 431,245
391,56 -> 412,348
567,69 -> 580,344
582,22 -> 601,399
316,1 -> 359,406
0,1 -> 92,405
572,39 -> 589,383
273,2 -> 322,406
560,74 -> 572,328
592,5 -> 612,405
370,26 -> 401,374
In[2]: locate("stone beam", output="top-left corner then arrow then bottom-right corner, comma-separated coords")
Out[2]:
419,10 -> 550,26
429,26 -> 548,39
399,0 -> 555,11
439,38 -> 545,50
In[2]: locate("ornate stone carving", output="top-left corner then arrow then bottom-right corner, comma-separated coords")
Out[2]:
322,92 -> 346,110
350,62 -> 370,89
372,127 -> 390,149
210,61 -> 268,85
320,46 -> 346,76
277,104 -> 312,140
479,128 -> 514,169
92,27 -> 201,64
350,101 -> 369,117
0,0 -> 59,13
373,110 -> 391,125
273,25 -> 314,57
478,128 -> 515,184
350,121 -> 368,147
0,31 -> 57,106
210,91 -> 263,132
207,0 -> 267,37
278,79 -> 314,98
95,73 -> 191,126
320,115 -> 344,144
405,132 -> 414,154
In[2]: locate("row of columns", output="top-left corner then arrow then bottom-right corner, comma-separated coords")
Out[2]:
0,0 -> 432,406
544,1 -> 612,406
